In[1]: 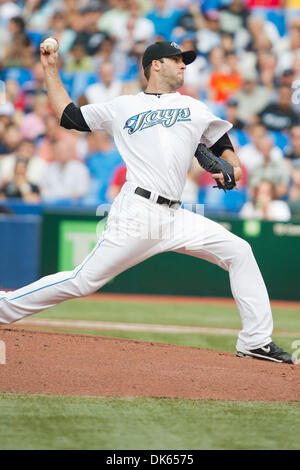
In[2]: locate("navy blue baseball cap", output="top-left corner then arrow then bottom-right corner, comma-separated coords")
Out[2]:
142,41 -> 196,70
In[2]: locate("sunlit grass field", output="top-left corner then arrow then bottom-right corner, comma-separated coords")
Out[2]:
31,297 -> 300,354
1,297 -> 299,450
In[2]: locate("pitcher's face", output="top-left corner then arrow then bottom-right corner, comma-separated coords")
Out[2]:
159,55 -> 186,90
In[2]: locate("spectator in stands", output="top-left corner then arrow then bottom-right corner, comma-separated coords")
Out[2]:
1,22 -> 33,68
0,158 -> 40,203
277,68 -> 295,89
257,85 -> 299,132
73,3 -> 106,56
0,0 -> 21,28
92,36 -> 129,77
209,51 -> 242,104
98,0 -> 129,36
284,126 -> 300,206
285,126 -> 300,167
0,18 -> 10,63
225,98 -> 245,130
83,131 -> 123,203
15,61 -> 46,113
204,46 -> 225,95
2,123 -> 21,156
275,18 -> 300,73
0,138 -> 47,186
63,0 -> 84,33
178,34 -> 208,97
8,14 -> 24,33
293,54 -> 300,85
146,0 -> 185,41
47,10 -> 76,57
220,32 -> 235,54
195,9 -> 221,55
19,93 -> 48,141
233,69 -> 273,123
219,0 -> 250,36
238,124 -> 283,171
243,15 -> 280,51
0,104 -> 14,150
0,122 -> 7,156
240,179 -> 291,221
5,15 -> 25,55
252,32 -> 273,54
256,50 -> 277,92
238,124 -> 283,172
175,1 -> 199,33
289,159 -> 300,203
41,140 -> 90,201
64,43 -> 94,72
107,163 -> 127,202
80,61 -> 123,105
23,0 -> 60,33
0,14 -> 24,59
5,78 -> 21,107
248,135 -> 290,198
110,0 -> 155,46
37,114 -> 80,162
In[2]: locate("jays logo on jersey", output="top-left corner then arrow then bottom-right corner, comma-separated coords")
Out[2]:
124,108 -> 191,134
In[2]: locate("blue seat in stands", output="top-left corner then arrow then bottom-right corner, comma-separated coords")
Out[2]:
198,186 -> 248,215
230,129 -> 249,147
68,71 -> 98,102
266,10 -> 286,37
1,68 -> 33,86
26,31 -> 45,51
223,187 -> 248,213
59,70 -> 74,96
268,130 -> 290,152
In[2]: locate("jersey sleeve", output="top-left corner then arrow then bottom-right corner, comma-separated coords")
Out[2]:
200,107 -> 233,148
80,99 -> 117,134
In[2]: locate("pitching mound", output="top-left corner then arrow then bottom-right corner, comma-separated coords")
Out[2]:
0,328 -> 299,401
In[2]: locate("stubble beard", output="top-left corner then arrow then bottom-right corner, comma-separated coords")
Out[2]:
160,68 -> 184,92
167,74 -> 184,92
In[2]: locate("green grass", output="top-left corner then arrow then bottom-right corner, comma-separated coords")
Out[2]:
35,299 -> 300,331
31,298 -> 300,355
4,299 -> 300,450
0,393 -> 299,450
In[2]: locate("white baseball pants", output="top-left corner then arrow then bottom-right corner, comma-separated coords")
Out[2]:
0,182 -> 273,350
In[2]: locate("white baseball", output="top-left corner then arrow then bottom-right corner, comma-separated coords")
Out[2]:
43,37 -> 58,52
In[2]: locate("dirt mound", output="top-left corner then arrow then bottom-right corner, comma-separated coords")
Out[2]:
0,328 -> 299,401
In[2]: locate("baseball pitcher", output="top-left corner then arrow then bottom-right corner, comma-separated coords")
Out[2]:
0,40 -> 294,363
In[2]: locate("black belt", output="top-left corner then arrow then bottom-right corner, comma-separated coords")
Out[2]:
134,187 -> 181,208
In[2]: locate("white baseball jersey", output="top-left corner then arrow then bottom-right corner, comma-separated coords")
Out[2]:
81,92 -> 232,200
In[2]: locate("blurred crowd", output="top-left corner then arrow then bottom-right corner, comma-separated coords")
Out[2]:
0,0 -> 300,221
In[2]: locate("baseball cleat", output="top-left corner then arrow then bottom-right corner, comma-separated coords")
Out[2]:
236,341 -> 295,364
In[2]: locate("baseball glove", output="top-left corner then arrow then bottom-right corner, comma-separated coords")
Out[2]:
194,143 -> 236,191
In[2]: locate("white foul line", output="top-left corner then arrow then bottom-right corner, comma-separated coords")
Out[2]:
16,318 -> 299,337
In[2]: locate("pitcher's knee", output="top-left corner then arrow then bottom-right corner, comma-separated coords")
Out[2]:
68,273 -> 97,298
75,281 -> 96,298
233,237 -> 253,259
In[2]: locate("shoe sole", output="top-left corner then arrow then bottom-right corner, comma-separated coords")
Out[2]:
236,350 -> 286,363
